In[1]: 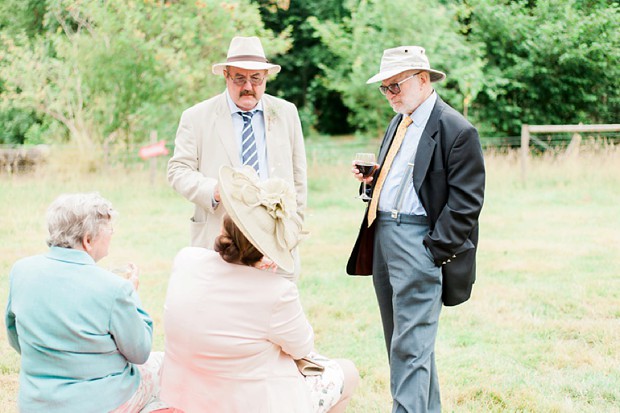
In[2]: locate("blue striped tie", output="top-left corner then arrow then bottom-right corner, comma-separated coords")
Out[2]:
239,111 -> 259,171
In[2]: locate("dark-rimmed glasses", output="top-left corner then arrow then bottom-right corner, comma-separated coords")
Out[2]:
379,72 -> 422,96
225,71 -> 266,87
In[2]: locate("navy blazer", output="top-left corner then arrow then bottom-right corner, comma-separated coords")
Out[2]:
346,96 -> 485,306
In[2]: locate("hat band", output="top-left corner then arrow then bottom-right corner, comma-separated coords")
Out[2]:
227,55 -> 269,63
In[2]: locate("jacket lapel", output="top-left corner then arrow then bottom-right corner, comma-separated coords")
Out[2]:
263,97 -> 280,176
214,93 -> 241,167
413,97 -> 444,192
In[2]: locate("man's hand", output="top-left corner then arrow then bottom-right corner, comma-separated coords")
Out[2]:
351,160 -> 375,184
214,185 -> 221,202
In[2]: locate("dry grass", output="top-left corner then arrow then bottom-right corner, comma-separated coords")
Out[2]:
1,143 -> 619,412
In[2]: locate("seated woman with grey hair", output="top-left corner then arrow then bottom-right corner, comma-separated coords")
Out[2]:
5,192 -> 164,413
161,166 -> 359,413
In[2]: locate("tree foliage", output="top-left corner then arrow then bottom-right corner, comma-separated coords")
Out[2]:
1,0 -> 618,146
309,0 -> 485,137
0,0 -> 289,148
464,0 -> 620,135
251,0 -> 352,134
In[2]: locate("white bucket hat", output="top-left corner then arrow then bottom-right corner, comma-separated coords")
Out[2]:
212,36 -> 281,75
218,165 -> 303,273
366,46 -> 446,84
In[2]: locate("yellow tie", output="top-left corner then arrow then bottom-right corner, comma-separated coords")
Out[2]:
367,115 -> 413,227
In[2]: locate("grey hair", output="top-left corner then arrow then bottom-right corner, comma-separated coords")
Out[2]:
46,192 -> 118,249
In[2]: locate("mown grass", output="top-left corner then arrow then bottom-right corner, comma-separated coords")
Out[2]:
1,140 -> 619,412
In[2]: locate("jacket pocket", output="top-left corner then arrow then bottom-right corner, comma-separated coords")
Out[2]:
189,218 -> 207,247
441,238 -> 477,306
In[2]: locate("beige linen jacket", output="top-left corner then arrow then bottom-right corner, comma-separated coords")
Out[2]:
168,92 -> 307,249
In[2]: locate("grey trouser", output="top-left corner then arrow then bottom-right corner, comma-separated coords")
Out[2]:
373,212 -> 442,413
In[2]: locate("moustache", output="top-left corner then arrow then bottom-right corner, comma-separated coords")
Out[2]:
239,90 -> 256,98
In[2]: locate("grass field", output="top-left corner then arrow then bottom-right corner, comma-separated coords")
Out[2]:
1,140 -> 619,412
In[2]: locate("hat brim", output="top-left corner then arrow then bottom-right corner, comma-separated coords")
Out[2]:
218,165 -> 295,273
212,62 -> 281,75
366,68 -> 446,84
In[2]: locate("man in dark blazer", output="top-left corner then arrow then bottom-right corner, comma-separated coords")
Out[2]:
347,46 -> 485,413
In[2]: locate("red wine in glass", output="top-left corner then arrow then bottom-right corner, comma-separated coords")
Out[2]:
355,162 -> 375,177
354,153 -> 376,200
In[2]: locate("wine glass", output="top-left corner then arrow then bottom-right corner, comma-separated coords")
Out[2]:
353,152 -> 376,201
110,263 -> 137,280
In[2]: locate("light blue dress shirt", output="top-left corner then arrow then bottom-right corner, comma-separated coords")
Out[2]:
378,92 -> 437,216
226,91 -> 269,180
5,247 -> 153,413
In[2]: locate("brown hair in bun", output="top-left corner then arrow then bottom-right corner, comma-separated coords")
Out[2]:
214,214 -> 263,267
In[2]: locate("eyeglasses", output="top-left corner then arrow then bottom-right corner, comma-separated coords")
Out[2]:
379,72 -> 422,96
226,71 -> 266,86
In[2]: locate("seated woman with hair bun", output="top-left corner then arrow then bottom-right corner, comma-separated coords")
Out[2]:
161,166 -> 359,413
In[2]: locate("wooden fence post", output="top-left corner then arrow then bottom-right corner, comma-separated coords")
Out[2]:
520,124 -> 530,184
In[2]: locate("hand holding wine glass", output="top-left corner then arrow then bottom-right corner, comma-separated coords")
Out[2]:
353,152 -> 377,201
111,262 -> 140,291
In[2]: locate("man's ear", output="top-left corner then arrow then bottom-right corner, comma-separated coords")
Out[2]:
420,72 -> 430,85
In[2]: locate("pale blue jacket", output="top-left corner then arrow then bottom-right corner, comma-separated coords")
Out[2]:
5,247 -> 153,413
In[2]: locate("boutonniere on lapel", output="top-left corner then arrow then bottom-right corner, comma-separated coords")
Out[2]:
265,105 -> 280,132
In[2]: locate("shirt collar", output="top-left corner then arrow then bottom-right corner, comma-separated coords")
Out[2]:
225,89 -> 264,115
46,246 -> 96,266
409,91 -> 437,127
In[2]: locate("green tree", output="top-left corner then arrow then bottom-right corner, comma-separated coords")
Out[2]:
310,0 -> 485,137
465,0 -> 620,135
252,0 -> 353,134
0,0 -> 47,37
0,0 -> 50,144
0,0 -> 289,155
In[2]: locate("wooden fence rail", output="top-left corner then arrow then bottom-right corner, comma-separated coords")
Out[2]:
520,124 -> 620,183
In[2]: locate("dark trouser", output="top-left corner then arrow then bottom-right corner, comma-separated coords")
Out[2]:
372,212 -> 442,413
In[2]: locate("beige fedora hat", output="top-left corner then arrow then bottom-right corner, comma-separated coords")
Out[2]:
218,165 -> 302,273
212,36 -> 281,75
366,46 -> 446,84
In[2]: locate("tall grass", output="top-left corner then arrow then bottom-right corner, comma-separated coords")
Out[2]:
1,141 -> 619,412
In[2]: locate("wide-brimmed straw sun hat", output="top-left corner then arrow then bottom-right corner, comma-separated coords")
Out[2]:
212,36 -> 281,76
218,165 -> 302,273
366,46 -> 446,84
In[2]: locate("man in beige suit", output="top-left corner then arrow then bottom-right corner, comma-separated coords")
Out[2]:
168,36 -> 307,280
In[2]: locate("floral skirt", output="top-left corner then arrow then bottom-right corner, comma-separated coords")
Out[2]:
302,352 -> 345,413
110,352 -> 168,413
